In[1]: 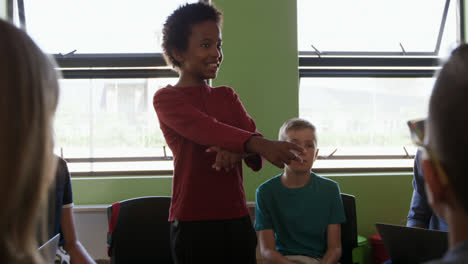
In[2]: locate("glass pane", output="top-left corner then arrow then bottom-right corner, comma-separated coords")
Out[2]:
24,0 -> 197,54
298,0 -> 458,54
54,78 -> 178,172
299,77 -> 433,169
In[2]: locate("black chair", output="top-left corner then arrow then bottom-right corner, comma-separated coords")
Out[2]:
107,196 -> 173,264
340,193 -> 358,264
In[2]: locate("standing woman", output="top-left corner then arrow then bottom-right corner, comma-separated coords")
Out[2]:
0,19 -> 59,263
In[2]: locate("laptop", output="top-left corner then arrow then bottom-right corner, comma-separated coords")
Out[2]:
376,223 -> 448,264
38,233 -> 60,264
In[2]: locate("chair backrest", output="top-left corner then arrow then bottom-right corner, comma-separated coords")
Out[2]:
340,193 -> 358,264
107,196 -> 173,264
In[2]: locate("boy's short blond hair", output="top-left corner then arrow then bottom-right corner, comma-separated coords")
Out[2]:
278,118 -> 317,141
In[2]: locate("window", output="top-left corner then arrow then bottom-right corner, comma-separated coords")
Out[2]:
298,0 -> 458,56
297,0 -> 462,172
24,0 -> 195,54
300,77 -> 431,170
17,0 -> 200,176
55,78 -> 176,174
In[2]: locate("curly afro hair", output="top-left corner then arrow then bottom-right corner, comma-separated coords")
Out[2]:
162,2 -> 223,70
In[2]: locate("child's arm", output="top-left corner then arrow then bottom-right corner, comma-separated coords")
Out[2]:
227,92 -> 306,168
258,230 -> 295,264
206,135 -> 304,170
245,136 -> 303,168
321,224 -> 342,264
224,87 -> 264,170
155,88 -> 303,168
206,146 -> 264,171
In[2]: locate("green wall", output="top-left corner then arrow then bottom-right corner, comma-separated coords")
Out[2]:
72,173 -> 413,237
333,173 -> 413,236
211,0 -> 299,200
72,176 -> 173,204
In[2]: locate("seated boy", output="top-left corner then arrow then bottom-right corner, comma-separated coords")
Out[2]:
255,118 -> 346,264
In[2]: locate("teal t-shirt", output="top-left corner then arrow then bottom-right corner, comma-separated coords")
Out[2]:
254,172 -> 346,258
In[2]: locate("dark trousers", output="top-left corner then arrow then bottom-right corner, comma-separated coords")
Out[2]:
170,215 -> 257,264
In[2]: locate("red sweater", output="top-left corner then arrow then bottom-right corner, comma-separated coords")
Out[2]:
153,84 -> 263,221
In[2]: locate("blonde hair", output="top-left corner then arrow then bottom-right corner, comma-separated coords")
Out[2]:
278,118 -> 317,141
0,20 -> 59,263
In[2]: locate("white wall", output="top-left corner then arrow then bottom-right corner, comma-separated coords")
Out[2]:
73,207 -> 109,261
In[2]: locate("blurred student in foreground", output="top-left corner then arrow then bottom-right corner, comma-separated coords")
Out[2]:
0,19 -> 59,263
418,44 -> 468,263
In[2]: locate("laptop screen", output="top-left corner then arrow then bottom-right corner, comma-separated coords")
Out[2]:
376,223 -> 448,264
